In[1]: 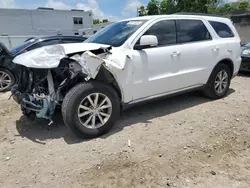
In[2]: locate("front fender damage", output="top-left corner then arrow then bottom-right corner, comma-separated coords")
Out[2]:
11,44 -> 126,123
70,51 -> 105,80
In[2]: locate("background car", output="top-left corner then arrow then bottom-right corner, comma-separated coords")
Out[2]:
0,35 -> 87,92
240,42 -> 250,72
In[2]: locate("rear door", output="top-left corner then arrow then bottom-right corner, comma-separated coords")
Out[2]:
175,18 -> 216,86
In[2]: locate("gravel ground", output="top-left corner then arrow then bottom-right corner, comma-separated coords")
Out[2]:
0,74 -> 250,188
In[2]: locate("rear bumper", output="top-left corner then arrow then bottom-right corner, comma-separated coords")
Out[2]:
232,58 -> 242,78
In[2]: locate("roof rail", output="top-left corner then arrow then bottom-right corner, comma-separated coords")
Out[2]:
71,9 -> 84,12
37,7 -> 54,10
173,12 -> 222,17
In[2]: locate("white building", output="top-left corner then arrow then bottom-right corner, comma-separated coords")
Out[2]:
0,7 -> 93,36
0,7 -> 94,48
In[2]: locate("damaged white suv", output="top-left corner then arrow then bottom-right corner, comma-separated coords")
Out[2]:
11,15 -> 241,138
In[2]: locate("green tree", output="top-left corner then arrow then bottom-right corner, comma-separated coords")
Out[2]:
166,0 -> 218,14
238,1 -> 249,9
138,6 -> 147,16
102,19 -> 108,23
231,2 -> 240,10
166,0 -> 178,14
160,0 -> 168,14
93,19 -> 100,25
147,0 -> 160,15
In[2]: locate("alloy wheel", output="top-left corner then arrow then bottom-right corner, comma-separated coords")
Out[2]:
78,93 -> 112,129
214,70 -> 228,94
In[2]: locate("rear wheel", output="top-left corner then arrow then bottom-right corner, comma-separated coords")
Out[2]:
62,82 -> 120,138
203,63 -> 231,99
0,68 -> 15,92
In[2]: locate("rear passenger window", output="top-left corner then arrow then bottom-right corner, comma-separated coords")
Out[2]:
178,20 -> 211,43
209,21 -> 234,38
143,20 -> 177,46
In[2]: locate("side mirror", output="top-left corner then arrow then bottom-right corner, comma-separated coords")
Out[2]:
134,35 -> 158,50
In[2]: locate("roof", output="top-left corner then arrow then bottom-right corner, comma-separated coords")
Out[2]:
0,8 -> 92,13
121,14 -> 230,22
31,35 -> 87,41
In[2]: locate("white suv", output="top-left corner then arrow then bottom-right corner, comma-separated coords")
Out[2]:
12,15 -> 242,138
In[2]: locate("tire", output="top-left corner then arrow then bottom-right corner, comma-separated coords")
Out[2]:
203,63 -> 231,99
62,81 -> 120,138
0,68 -> 15,92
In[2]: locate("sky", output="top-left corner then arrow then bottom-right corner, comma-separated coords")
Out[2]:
0,0 -> 241,21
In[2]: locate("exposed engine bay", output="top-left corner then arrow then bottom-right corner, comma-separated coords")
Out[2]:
10,43 -> 123,124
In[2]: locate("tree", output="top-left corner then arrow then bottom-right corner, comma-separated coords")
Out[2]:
231,2 -> 240,10
147,0 -> 160,15
145,0 -> 250,16
238,1 -> 249,9
138,6 -> 147,16
102,19 -> 108,23
160,0 -> 168,14
166,0 -> 178,14
93,19 -> 100,25
165,0 -> 218,14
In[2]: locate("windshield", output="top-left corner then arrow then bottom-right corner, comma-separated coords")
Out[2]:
85,20 -> 147,47
10,38 -> 37,55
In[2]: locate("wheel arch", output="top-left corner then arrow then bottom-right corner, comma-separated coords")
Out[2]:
0,66 -> 16,79
0,65 -> 17,81
206,58 -> 234,85
215,58 -> 234,78
94,66 -> 123,103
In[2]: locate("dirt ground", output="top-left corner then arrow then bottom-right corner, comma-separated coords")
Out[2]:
0,74 -> 250,188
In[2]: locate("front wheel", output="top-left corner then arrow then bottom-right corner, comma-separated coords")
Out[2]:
62,82 -> 120,138
203,63 -> 231,99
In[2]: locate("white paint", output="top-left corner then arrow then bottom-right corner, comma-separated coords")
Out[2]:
13,15 -> 242,104
139,35 -> 158,47
13,43 -> 110,68
13,44 -> 66,69
70,51 -> 105,79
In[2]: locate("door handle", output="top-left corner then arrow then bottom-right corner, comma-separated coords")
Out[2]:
212,47 -> 219,52
171,51 -> 181,57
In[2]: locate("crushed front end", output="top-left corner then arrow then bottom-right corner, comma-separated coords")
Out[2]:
11,58 -> 85,122
10,43 -> 115,123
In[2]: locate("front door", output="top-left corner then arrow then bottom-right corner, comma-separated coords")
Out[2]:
131,19 -> 183,101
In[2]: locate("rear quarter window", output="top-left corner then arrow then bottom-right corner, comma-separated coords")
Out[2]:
209,21 -> 234,38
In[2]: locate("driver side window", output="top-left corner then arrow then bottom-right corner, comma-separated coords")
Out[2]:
137,20 -> 177,47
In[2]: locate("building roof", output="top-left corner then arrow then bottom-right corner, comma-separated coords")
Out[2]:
0,7 -> 92,13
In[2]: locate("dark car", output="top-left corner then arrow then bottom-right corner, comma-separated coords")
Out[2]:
0,35 -> 87,92
240,42 -> 250,72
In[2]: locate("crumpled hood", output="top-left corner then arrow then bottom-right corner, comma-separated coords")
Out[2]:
12,43 -> 110,69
